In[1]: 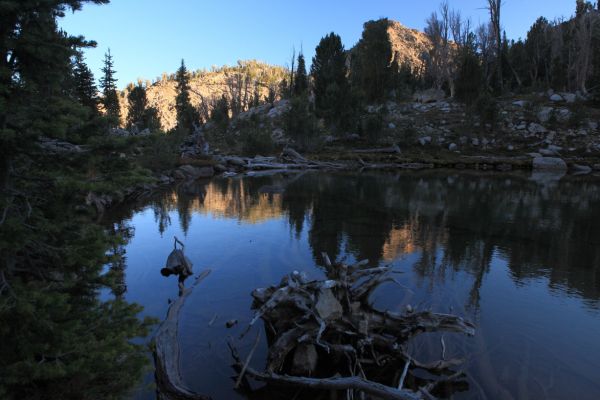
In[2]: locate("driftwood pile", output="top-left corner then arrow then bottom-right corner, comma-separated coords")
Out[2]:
231,254 -> 475,400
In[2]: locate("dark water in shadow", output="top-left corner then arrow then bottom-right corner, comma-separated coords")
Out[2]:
108,170 -> 600,400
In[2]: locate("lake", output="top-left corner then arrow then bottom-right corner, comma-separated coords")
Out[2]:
107,170 -> 600,400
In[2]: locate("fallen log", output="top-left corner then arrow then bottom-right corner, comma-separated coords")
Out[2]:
358,161 -> 399,169
280,147 -> 346,170
234,364 -> 423,400
153,270 -> 212,400
352,144 -> 401,154
357,158 -> 434,170
246,160 -> 343,171
245,169 -> 300,178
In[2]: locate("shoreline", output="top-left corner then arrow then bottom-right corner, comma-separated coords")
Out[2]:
98,149 -> 600,218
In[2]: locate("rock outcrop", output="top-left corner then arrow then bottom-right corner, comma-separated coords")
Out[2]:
386,20 -> 432,73
119,60 -> 288,131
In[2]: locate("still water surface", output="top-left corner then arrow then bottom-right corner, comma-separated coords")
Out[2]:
108,171 -> 600,399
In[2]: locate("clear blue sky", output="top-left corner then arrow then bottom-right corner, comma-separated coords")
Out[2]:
59,0 -> 577,88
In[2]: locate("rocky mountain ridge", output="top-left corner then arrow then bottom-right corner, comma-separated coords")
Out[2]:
117,20 -> 433,130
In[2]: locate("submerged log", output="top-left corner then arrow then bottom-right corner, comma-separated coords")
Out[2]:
153,270 -> 212,400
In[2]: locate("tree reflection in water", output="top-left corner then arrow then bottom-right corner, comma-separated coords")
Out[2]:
140,170 -> 600,308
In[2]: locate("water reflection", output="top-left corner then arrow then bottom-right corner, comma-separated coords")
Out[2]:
105,221 -> 133,299
145,171 -> 600,307
113,170 -> 600,399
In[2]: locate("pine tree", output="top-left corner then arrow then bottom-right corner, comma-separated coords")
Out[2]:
310,32 -> 351,128
293,52 -> 308,96
507,39 -> 529,87
455,46 -> 483,105
525,17 -> 552,87
500,31 -> 513,89
252,85 -> 261,107
100,49 -> 121,127
175,59 -> 199,132
126,83 -> 161,132
144,106 -> 162,132
576,0 -> 590,17
72,52 -> 99,116
279,79 -> 290,99
267,86 -> 277,103
0,2 -> 155,399
1,1 -> 100,150
286,95 -> 318,151
126,83 -> 148,130
351,19 -> 393,101
211,94 -> 230,131
393,62 -> 419,96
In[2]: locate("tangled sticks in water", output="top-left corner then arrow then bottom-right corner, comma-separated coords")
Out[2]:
230,253 -> 475,400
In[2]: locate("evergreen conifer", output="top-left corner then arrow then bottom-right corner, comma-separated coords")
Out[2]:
293,52 -> 308,96
100,49 -> 121,126
72,52 -> 99,116
311,32 -> 352,129
175,59 -> 199,132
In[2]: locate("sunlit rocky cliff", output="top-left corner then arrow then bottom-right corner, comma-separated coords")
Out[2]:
119,60 -> 288,130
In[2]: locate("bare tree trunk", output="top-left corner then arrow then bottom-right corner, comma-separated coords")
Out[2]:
508,61 -> 523,88
448,77 -> 455,98
573,13 -> 596,93
289,48 -> 296,98
487,0 -> 503,91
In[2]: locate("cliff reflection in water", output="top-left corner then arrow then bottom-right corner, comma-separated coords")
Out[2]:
150,171 -> 600,307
